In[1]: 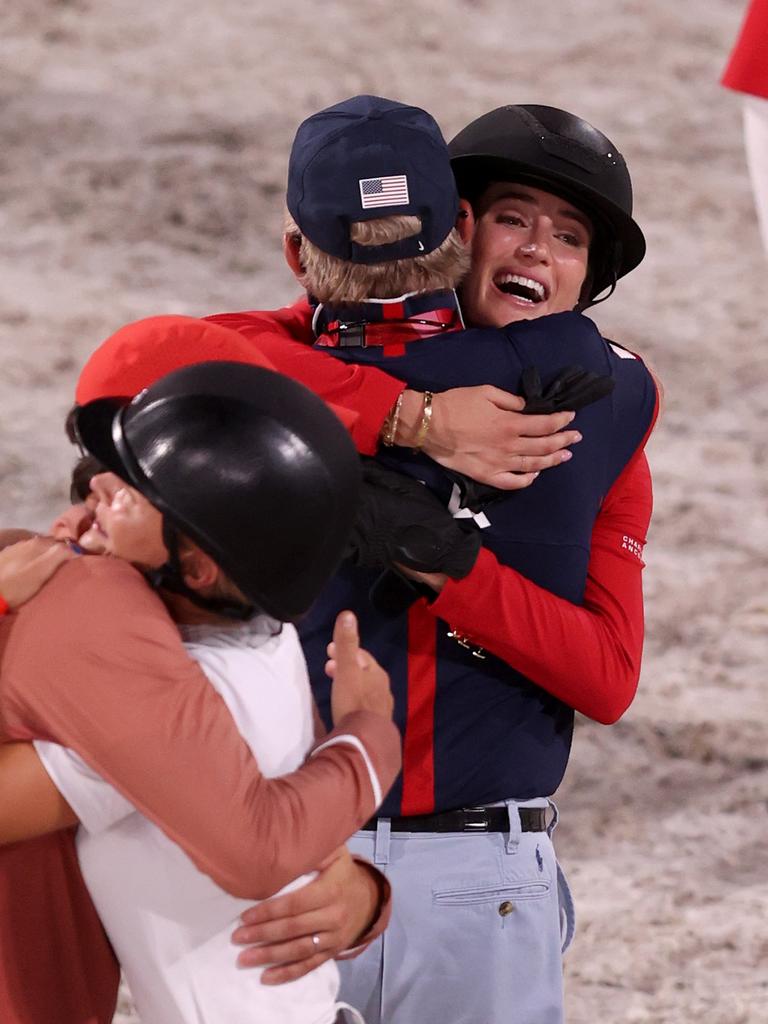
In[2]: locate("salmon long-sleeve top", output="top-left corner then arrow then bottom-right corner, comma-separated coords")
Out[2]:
0,556 -> 401,1024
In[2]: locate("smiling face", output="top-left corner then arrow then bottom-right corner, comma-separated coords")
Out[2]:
459,182 -> 593,328
78,472 -> 168,568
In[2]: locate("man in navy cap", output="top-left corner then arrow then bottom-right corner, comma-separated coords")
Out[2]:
218,95 -> 657,1024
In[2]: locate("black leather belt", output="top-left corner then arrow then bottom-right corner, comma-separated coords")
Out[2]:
361,806 -> 548,834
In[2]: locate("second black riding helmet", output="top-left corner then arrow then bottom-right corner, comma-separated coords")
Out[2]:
75,360 -> 362,622
448,104 -> 646,301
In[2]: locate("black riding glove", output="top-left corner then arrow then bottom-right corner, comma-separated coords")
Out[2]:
520,364 -> 615,414
441,364 -> 615,512
347,459 -> 481,579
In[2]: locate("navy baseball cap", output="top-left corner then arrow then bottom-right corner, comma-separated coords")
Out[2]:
286,95 -> 459,265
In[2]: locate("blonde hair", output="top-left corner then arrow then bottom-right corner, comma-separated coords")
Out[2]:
284,211 -> 470,303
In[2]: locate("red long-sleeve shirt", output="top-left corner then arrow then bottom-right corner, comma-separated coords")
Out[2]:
433,449 -> 652,723
210,300 -> 406,455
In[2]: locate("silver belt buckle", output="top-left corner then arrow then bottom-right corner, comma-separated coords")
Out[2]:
461,807 -> 490,831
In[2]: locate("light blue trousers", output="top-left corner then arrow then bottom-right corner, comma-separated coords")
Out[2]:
342,799 -> 574,1024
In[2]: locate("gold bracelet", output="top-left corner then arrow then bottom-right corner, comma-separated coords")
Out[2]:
412,391 -> 433,452
381,392 -> 405,447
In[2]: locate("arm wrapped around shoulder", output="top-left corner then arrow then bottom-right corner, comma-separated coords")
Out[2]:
347,459 -> 481,579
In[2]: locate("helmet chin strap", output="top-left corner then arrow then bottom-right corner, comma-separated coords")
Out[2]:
577,232 -> 621,311
579,273 -> 618,311
148,519 -> 257,622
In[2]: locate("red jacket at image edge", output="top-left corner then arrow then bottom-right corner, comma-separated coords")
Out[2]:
722,0 -> 768,100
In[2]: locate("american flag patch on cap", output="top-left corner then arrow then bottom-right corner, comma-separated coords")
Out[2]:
359,175 -> 410,209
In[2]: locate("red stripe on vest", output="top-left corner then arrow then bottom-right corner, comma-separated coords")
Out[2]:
402,601 -> 437,814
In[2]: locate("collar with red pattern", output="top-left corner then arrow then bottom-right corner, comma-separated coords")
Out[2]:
312,289 -> 464,350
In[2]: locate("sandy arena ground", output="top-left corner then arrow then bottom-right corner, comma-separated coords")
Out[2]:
1,2 -> 767,1021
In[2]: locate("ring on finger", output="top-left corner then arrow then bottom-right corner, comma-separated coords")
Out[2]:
311,933 -> 321,948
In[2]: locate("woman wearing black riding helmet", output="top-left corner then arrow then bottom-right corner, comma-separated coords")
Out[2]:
352,104 -> 656,1024
449,104 -> 646,320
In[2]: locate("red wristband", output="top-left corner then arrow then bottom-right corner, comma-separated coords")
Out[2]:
0,595 -> 9,616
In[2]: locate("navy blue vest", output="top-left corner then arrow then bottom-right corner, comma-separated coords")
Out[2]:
301,311 -> 657,814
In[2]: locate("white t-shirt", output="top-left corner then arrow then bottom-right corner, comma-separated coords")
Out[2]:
36,620 -> 345,1024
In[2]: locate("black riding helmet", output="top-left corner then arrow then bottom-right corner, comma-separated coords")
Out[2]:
448,104 -> 646,303
74,361 -> 362,622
